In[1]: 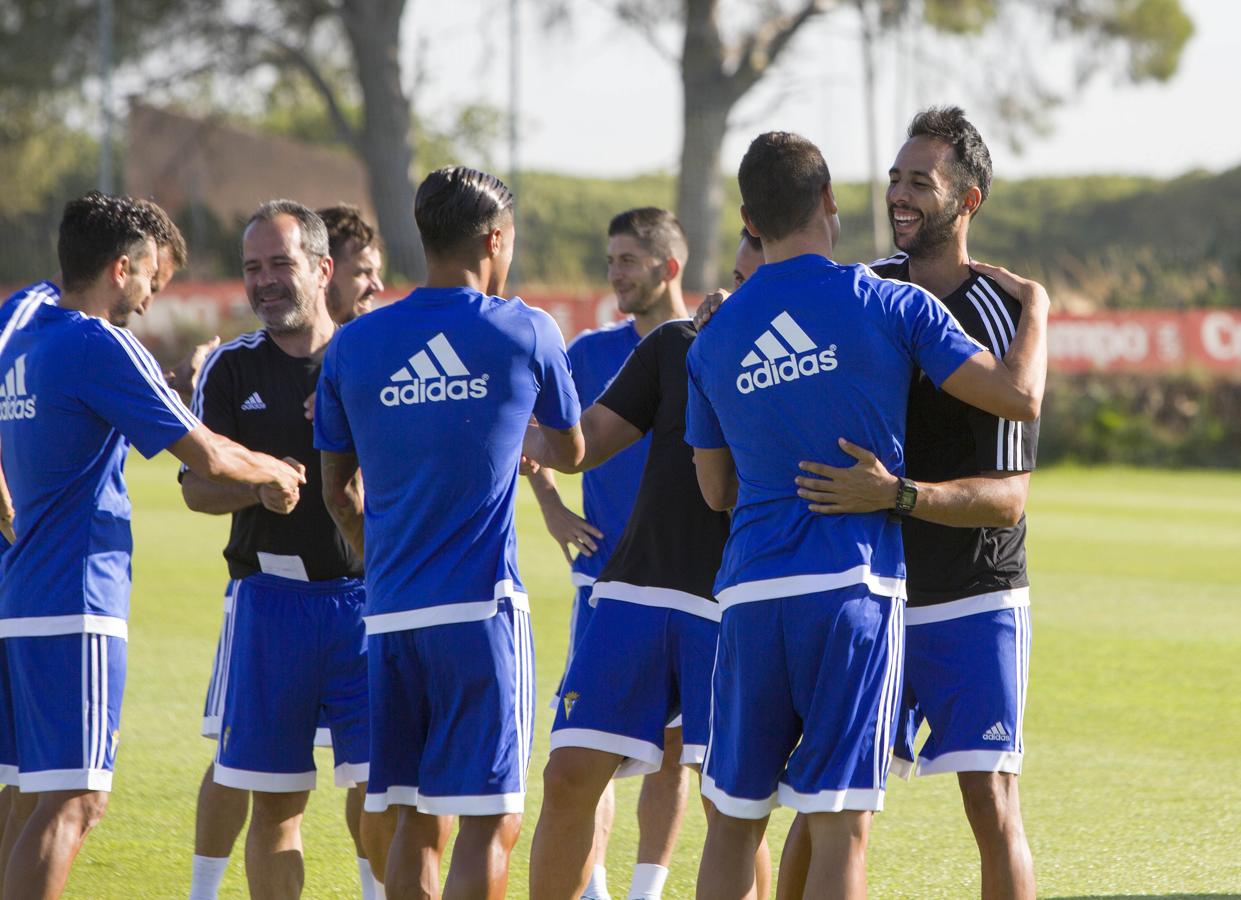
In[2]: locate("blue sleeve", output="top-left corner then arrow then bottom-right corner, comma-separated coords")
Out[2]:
530,309 -> 581,430
566,333 -> 592,404
684,345 -> 726,449
313,332 -> 355,454
892,283 -> 984,388
79,325 -> 199,458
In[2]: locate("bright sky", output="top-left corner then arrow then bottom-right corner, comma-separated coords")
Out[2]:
406,0 -> 1240,182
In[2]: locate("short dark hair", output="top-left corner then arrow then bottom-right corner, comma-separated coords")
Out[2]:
737,132 -> 832,241
739,227 -> 762,251
907,106 -> 993,209
244,200 -> 329,260
415,167 -> 514,256
607,208 -> 689,266
318,204 -> 382,260
136,197 -> 188,269
58,191 -> 162,292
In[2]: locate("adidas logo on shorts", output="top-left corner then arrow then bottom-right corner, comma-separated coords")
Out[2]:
380,333 -> 490,407
735,312 -> 837,395
981,721 -> 1012,742
0,354 -> 36,421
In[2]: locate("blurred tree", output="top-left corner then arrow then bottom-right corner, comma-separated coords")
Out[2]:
592,0 -> 1192,290
0,0 -> 427,280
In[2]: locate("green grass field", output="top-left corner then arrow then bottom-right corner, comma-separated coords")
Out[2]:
63,459 -> 1241,898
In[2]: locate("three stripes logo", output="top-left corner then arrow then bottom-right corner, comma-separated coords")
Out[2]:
0,354 -> 36,420
240,392 -> 266,411
981,721 -> 1012,742
735,311 -> 838,395
379,332 -> 489,407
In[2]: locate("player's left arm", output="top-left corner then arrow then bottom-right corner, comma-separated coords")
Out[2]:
321,450 -> 365,557
526,403 -> 642,474
693,446 -> 738,512
796,438 -> 1030,527
939,264 -> 1048,422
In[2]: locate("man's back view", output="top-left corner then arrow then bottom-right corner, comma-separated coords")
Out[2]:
315,166 -> 583,896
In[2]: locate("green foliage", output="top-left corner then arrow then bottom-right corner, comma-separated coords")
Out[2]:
1109,0 -> 1195,80
1039,374 -> 1241,468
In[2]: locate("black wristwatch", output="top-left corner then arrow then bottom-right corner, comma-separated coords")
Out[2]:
892,477 -> 918,516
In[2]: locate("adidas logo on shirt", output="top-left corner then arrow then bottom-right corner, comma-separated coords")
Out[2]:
981,721 -> 1012,742
0,354 -> 36,421
240,392 -> 266,411
379,333 -> 490,407
735,311 -> 837,395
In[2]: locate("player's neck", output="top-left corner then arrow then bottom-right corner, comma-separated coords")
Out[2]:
633,288 -> 688,337
424,259 -> 496,295
906,242 -> 971,299
59,284 -> 114,322
267,311 -> 336,359
761,225 -> 835,266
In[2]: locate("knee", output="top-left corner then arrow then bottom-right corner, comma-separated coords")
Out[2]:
540,754 -> 601,810
52,791 -> 109,838
250,791 -> 308,827
960,773 -> 1020,831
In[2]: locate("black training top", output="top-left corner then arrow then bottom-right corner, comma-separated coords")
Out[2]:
186,330 -> 363,582
871,254 -> 1040,607
593,319 -> 729,613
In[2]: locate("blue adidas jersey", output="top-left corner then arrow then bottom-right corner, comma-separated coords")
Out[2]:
0,303 -> 199,635
566,321 -> 649,583
685,254 -> 983,607
0,281 -> 61,334
314,286 -> 581,632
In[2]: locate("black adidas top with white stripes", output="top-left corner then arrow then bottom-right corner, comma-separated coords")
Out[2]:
871,254 -> 1039,607
187,330 -> 363,582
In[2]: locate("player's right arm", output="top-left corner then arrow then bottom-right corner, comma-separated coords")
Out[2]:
320,450 -> 364,557
172,429 -> 304,512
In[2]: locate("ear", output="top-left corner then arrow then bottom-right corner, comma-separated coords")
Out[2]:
822,182 -> 838,216
961,185 -> 983,217
318,252 -> 334,284
481,227 -> 500,259
740,205 -> 760,241
109,255 -> 131,289
662,255 -> 681,283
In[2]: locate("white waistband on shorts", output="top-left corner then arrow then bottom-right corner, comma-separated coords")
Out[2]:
905,587 -> 1030,626
364,580 -> 530,635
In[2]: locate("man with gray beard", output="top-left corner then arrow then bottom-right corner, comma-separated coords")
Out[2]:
181,201 -> 382,899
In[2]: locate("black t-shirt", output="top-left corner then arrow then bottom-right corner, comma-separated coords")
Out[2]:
594,320 -> 729,607
187,330 -> 363,582
872,255 -> 1040,606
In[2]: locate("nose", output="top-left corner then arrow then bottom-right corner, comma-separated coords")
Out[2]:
887,178 -> 909,207
371,273 -> 384,294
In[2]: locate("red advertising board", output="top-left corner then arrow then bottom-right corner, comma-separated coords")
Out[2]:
8,281 -> 1240,376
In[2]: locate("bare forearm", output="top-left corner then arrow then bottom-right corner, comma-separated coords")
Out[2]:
325,491 -> 365,557
999,289 -> 1048,419
322,453 -> 364,556
908,476 -> 1026,528
182,470 -> 258,514
526,466 -> 562,509
171,427 -> 294,488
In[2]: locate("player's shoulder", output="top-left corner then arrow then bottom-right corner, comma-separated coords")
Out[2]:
0,281 -> 61,332
968,271 -> 1021,313
567,317 -> 635,353
646,317 -> 696,347
503,296 -> 565,344
864,252 -> 909,279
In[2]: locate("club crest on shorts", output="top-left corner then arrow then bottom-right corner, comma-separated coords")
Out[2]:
563,690 -> 580,719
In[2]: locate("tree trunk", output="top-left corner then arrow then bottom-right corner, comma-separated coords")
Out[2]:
676,96 -> 730,292
339,0 -> 426,282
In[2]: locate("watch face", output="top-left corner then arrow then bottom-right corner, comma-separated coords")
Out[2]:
896,480 -> 917,512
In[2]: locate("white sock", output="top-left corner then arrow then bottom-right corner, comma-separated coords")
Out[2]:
188,855 -> 229,900
627,863 -> 669,900
358,857 -> 384,900
582,863 -> 611,899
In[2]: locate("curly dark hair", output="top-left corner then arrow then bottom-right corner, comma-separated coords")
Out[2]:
907,106 -> 993,211
58,192 -> 163,291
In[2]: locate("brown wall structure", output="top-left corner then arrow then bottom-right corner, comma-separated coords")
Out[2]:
124,104 -> 376,239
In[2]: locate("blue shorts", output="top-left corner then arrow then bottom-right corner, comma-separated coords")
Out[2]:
550,598 -> 719,777
0,633 -> 126,792
365,600 -> 534,816
202,581 -> 333,747
702,586 -> 904,819
551,584 -> 596,705
893,602 -> 1031,778
214,574 -> 369,792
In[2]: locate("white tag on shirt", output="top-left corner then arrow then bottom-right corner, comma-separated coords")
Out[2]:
256,552 -> 310,582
